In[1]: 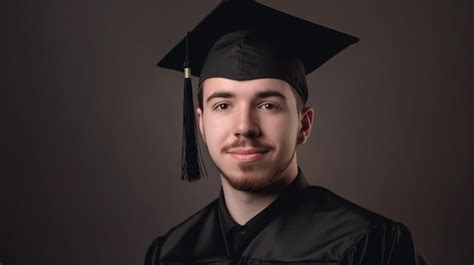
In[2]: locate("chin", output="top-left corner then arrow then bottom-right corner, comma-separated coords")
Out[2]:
221,162 -> 283,193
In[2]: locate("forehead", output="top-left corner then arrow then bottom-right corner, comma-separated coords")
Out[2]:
201,77 -> 297,98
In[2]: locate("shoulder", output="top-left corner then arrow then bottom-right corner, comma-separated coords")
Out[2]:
298,186 -> 416,261
280,186 -> 414,249
144,198 -> 219,264
163,198 -> 219,239
296,185 -> 395,226
238,186 -> 416,262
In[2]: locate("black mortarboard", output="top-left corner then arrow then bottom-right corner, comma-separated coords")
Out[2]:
158,0 -> 359,182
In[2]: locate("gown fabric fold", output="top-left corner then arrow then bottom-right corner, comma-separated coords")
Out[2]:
145,170 -> 418,265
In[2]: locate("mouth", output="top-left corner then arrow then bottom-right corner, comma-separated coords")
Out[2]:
227,148 -> 270,163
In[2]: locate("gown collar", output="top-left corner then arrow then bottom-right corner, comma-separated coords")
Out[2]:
217,168 -> 310,255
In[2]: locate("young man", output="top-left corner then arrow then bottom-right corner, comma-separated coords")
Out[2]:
146,1 -> 424,264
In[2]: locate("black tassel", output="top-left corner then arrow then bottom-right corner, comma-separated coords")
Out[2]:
181,31 -> 207,181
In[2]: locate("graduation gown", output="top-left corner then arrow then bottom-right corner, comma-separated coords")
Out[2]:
145,170 -> 418,264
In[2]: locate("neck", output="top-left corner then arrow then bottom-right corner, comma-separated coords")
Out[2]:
220,163 -> 298,225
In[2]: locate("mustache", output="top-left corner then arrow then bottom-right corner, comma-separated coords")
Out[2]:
221,138 -> 272,153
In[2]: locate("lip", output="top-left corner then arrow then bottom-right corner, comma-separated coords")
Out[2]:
227,148 -> 269,162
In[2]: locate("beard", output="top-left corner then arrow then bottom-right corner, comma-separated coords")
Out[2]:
213,143 -> 298,194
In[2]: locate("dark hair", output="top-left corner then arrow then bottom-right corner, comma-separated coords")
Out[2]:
197,83 -> 204,110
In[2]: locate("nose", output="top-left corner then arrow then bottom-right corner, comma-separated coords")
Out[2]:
234,106 -> 261,139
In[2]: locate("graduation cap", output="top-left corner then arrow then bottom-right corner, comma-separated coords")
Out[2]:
158,0 -> 359,182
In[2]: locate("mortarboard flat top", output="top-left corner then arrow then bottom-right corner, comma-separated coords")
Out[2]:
158,0 -> 359,78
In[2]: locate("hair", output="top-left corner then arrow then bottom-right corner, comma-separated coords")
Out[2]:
197,83 -> 204,110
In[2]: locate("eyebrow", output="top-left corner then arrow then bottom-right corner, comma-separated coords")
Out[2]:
206,91 -> 236,103
255,90 -> 287,100
206,90 -> 287,104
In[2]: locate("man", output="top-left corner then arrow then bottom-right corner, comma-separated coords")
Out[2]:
146,1 -> 425,264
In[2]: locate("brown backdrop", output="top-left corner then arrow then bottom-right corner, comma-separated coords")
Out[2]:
3,0 -> 473,265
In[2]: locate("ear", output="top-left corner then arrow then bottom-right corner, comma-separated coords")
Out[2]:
196,107 -> 206,144
297,106 -> 315,144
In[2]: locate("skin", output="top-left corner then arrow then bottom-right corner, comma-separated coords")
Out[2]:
197,77 -> 314,225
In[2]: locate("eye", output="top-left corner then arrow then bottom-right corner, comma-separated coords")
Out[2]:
259,103 -> 278,110
213,103 -> 231,111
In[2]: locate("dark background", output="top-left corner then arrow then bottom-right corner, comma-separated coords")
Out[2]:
3,0 -> 473,264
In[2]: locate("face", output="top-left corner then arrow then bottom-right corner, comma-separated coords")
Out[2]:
197,78 -> 314,193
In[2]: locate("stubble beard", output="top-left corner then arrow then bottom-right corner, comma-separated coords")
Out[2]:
212,142 -> 298,194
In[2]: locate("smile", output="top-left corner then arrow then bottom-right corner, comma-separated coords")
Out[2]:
227,149 -> 269,163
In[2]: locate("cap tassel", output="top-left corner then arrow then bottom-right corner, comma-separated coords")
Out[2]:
181,31 -> 207,181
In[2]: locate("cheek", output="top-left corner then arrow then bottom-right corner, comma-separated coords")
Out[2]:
202,116 -> 230,150
262,114 -> 299,144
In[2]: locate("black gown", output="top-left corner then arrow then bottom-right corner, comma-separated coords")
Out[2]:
145,170 -> 419,264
